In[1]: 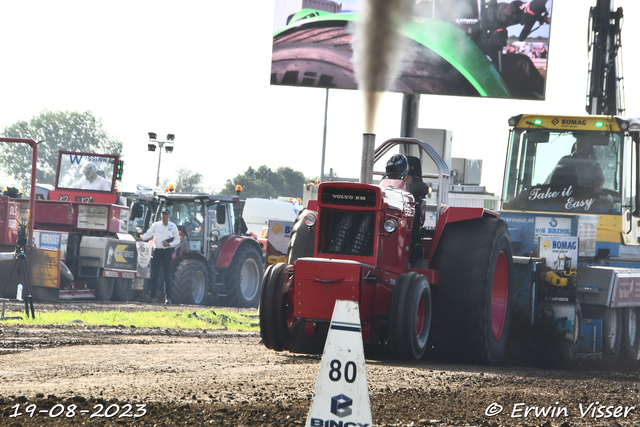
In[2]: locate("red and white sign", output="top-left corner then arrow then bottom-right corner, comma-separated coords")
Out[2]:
611,276 -> 640,307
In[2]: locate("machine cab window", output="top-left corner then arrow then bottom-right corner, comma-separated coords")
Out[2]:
208,202 -> 232,238
164,201 -> 204,240
56,152 -> 116,192
502,128 -> 626,215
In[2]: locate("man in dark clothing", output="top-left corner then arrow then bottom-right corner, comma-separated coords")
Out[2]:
405,156 -> 430,202
405,156 -> 430,266
547,136 -> 605,193
483,0 -> 550,99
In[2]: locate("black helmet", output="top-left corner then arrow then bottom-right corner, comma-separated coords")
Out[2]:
385,154 -> 409,179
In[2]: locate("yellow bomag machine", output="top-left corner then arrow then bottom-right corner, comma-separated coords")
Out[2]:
500,113 -> 640,362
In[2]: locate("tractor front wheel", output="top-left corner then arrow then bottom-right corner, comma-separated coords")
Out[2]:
260,263 -> 294,351
112,278 -> 134,301
430,216 -> 513,366
388,272 -> 432,360
225,246 -> 263,308
94,277 -> 115,301
173,259 -> 210,305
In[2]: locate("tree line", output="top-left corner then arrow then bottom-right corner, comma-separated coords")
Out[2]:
1,110 -> 314,199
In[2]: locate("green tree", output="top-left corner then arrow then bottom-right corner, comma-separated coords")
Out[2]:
0,110 -> 123,189
175,167 -> 204,193
221,166 -> 310,199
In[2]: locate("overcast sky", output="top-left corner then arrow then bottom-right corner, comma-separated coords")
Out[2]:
1,0 -> 639,197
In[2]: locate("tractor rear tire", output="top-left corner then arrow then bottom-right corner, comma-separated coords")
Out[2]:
225,245 -> 263,308
94,277 -> 115,301
260,263 -> 293,351
430,216 -> 513,366
601,306 -> 622,360
287,209 -> 316,264
173,259 -> 210,305
622,307 -> 640,361
388,272 -> 432,360
112,278 -> 134,301
571,301 -> 583,356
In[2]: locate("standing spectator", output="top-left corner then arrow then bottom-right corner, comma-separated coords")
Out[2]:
540,45 -> 548,58
138,208 -> 180,304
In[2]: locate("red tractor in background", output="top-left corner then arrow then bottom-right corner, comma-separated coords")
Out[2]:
129,191 -> 264,307
260,137 -> 513,365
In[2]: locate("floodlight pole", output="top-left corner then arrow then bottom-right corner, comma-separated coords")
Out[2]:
155,140 -> 165,187
148,133 -> 174,188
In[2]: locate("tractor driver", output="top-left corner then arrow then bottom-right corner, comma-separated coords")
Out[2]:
72,162 -> 110,191
548,135 -> 605,193
385,154 -> 430,266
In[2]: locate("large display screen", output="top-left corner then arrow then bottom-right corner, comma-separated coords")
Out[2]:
271,0 -> 552,100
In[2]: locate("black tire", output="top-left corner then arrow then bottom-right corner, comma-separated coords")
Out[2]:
260,264 -> 278,349
272,27 -> 479,95
112,278 -> 134,301
622,307 -> 640,361
388,272 -> 432,360
287,209 -> 316,264
260,263 -> 293,351
173,259 -> 210,305
571,301 -> 583,356
601,306 -> 622,360
430,217 -> 513,366
225,245 -> 263,308
94,277 -> 115,301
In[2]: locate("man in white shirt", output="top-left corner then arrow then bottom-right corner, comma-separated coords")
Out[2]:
72,163 -> 110,191
139,209 -> 181,304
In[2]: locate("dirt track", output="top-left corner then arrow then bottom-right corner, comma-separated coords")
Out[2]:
1,301 -> 639,426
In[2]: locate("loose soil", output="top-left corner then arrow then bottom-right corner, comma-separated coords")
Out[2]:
0,301 -> 639,426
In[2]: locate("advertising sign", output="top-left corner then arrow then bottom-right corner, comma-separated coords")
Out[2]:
77,205 -> 109,230
534,216 -> 572,238
272,0 -> 553,100
104,241 -> 137,271
611,276 -> 640,308
32,230 -> 69,261
30,248 -> 61,289
266,220 -> 294,265
136,241 -> 153,279
538,236 -> 578,271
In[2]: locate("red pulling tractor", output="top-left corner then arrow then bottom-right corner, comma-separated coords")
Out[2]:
260,138 -> 513,365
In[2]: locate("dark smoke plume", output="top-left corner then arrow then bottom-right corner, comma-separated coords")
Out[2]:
351,0 -> 414,133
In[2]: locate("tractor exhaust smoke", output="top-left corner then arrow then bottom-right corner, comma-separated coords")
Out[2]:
352,0 -> 414,133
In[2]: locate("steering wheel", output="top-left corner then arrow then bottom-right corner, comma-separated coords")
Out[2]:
181,217 -> 202,228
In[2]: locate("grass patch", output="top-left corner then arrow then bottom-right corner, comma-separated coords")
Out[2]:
0,309 -> 259,331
